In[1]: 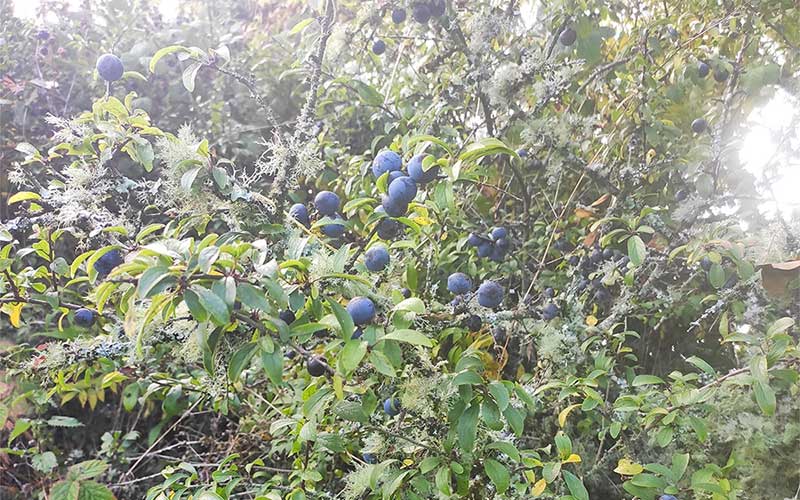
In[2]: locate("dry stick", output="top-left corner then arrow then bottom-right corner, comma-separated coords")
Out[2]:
521,144 -> 610,303
546,20 -> 567,60
576,54 -> 635,95
0,296 -> 100,313
382,39 -> 407,103
122,397 -> 205,479
363,424 -> 438,455
112,470 -> 166,487
211,64 -> 279,128
285,213 -> 338,252
713,33 -> 753,188
653,11 -> 740,76
263,0 -> 338,210
346,224 -> 380,272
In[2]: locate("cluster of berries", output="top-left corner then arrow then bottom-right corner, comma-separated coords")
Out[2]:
466,226 -> 511,262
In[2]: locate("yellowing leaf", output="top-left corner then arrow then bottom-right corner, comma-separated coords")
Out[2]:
585,315 -> 598,326
8,302 -> 23,327
558,403 -> 580,428
402,458 -> 414,467
8,191 -> 41,205
614,458 -> 644,476
412,216 -> 434,226
563,453 -> 582,464
590,193 -> 611,207
532,478 -> 547,496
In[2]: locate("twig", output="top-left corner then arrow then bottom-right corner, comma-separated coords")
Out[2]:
122,397 -> 205,479
364,424 -> 439,455
233,311 -> 336,375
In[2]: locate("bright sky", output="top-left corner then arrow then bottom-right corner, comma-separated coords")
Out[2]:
11,0 -> 800,220
13,0 -> 180,21
739,88 -> 800,219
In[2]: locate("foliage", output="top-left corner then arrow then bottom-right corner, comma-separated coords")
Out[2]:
1,0 -> 799,499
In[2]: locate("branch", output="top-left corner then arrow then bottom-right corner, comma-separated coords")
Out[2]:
268,0 -> 337,208
122,397 -> 205,479
233,311 -> 336,376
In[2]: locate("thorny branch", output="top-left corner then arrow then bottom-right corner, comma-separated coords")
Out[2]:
267,0 -> 337,207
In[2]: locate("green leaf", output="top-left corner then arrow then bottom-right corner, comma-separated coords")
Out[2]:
339,340 -> 367,374
554,432 -> 572,460
8,419 -> 31,445
369,349 -> 396,377
49,480 -> 79,500
211,166 -> 228,189
182,61 -> 203,92
289,17 -> 315,35
381,329 -> 432,347
484,459 -> 510,494
688,416 -> 708,442
503,405 -> 525,436
419,456 -> 441,474
194,492 -> 224,500
228,341 -> 257,382
132,141 -> 154,172
192,286 -> 230,325
77,481 -> 115,500
627,235 -> 646,267
656,426 -> 674,447
263,278 -> 289,307
767,317 -> 795,337
236,283 -> 272,313
197,245 -> 220,273
181,167 -> 203,191
333,400 -> 368,423
46,416 -> 84,427
632,375 -> 664,386
435,465 -> 451,495
261,348 -> 284,385
630,472 -> 666,489
136,266 -> 175,299
457,402 -> 479,452
68,460 -> 109,481
327,297 -> 355,340
183,289 -> 209,322
488,381 -> 510,411
709,263 -> 725,288
671,453 -> 690,481
348,79 -> 384,106
685,356 -> 715,376
562,471 -> 589,500
135,223 -> 165,243
32,451 -> 58,473
122,383 -> 140,412
392,297 -> 425,314
382,470 -> 412,499
459,137 -> 517,164
149,45 -> 188,72
408,134 -> 453,157
753,380 -> 776,415
486,441 -> 520,462
453,370 -> 483,386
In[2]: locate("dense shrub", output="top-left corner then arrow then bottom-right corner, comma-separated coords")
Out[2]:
1,0 -> 799,499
